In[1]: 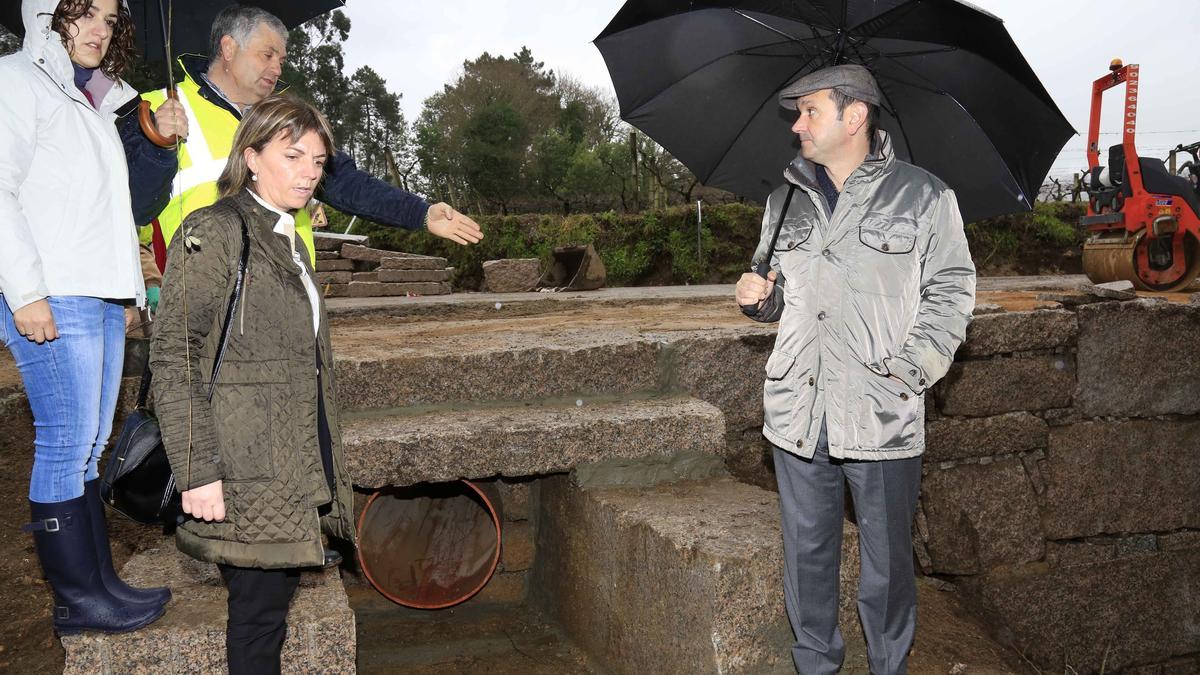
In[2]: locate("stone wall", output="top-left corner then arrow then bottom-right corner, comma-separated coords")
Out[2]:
917,300 -> 1200,673
686,299 -> 1200,672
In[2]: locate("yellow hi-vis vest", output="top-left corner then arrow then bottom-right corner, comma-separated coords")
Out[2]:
139,66 -> 316,265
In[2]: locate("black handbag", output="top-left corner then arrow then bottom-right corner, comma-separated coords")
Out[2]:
101,215 -> 251,525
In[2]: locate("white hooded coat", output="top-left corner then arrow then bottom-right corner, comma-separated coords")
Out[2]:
0,0 -> 144,313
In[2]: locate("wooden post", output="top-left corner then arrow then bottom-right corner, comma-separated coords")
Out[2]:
629,132 -> 640,211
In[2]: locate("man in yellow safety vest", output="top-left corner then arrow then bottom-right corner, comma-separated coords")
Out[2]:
139,5 -> 482,268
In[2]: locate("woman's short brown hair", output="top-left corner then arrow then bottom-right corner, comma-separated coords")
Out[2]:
50,0 -> 136,79
217,95 -> 337,201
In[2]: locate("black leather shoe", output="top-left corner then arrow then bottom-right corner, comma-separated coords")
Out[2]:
322,548 -> 343,569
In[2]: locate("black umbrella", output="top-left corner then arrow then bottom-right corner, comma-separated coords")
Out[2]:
595,0 -> 1074,224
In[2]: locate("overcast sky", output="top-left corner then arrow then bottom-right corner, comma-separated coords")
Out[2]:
341,0 -> 1200,181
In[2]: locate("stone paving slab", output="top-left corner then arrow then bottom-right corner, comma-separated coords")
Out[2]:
924,412 -> 1048,463
1040,419 -> 1200,539
962,548 -> 1200,673
533,473 -> 864,675
342,396 -> 726,487
380,255 -> 449,271
324,281 -> 451,298
958,309 -> 1077,357
936,356 -> 1075,417
378,268 -> 452,283
1075,300 -> 1200,417
331,324 -> 674,411
312,231 -> 368,250
61,547 -> 354,674
921,458 -> 1045,574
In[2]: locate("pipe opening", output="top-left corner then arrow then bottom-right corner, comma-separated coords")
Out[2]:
356,480 -> 502,609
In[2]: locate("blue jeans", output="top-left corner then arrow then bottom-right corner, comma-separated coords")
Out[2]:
1,297 -> 126,503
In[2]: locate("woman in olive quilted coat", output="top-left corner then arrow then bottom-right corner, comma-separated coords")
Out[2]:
149,96 -> 355,674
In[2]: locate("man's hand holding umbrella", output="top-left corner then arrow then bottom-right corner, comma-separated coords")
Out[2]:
151,97 -> 187,142
734,269 -> 776,310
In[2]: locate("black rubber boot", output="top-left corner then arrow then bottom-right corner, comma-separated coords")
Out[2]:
83,480 -> 171,607
24,496 -> 165,635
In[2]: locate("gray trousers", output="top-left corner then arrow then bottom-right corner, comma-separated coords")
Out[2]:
773,423 -> 923,675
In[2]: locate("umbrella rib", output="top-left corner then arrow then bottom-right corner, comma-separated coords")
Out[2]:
732,10 -> 809,43
730,36 -> 828,60
698,62 -> 817,188
847,1 -> 927,42
868,46 -> 959,59
732,9 -> 843,61
847,37 -> 1028,202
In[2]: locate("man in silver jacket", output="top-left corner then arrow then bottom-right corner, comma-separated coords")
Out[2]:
735,65 -> 976,674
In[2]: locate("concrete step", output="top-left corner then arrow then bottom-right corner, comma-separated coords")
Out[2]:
532,473 -> 863,674
61,547 -> 355,674
342,396 -> 726,488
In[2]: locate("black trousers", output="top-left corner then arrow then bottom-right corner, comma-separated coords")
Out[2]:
217,347 -> 334,674
218,564 -> 301,675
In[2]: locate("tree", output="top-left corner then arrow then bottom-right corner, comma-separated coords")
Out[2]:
637,135 -> 700,204
462,102 -> 528,214
341,65 -> 407,181
529,78 -> 627,213
414,47 -> 559,211
282,11 -> 352,144
563,146 -> 620,212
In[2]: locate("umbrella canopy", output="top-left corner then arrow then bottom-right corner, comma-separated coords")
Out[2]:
595,0 -> 1074,223
2,1 -> 343,63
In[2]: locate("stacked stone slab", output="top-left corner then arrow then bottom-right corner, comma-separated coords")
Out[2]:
312,231 -> 452,297
61,547 -> 354,673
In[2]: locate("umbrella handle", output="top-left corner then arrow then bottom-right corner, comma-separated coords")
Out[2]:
138,88 -> 180,149
739,185 -> 794,312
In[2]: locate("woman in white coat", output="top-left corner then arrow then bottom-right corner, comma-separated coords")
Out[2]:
0,0 -> 183,635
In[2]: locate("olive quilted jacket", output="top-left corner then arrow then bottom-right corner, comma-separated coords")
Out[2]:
150,190 -> 355,569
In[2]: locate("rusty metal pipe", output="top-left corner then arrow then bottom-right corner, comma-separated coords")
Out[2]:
356,480 -> 502,609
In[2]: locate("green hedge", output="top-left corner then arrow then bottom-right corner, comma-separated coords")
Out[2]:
325,200 -> 1086,289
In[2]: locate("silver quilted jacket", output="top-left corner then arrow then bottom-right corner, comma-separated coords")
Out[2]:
746,131 -> 976,460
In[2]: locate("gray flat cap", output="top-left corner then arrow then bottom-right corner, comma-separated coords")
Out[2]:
778,64 -> 882,108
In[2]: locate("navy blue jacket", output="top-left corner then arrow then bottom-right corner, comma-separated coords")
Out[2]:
117,99 -> 177,227
120,55 -> 430,232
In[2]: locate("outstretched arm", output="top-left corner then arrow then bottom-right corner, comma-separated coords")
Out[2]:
319,151 -> 482,245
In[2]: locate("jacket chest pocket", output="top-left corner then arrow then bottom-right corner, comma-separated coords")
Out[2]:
772,216 -> 817,284
776,220 -> 814,253
850,213 -> 921,297
858,213 -> 918,254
